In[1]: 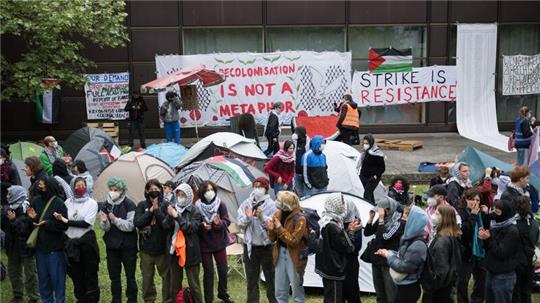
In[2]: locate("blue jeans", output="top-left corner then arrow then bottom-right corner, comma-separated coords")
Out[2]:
274,182 -> 293,194
294,174 -> 306,198
275,246 -> 305,303
486,271 -> 516,303
306,186 -> 327,197
36,250 -> 66,303
517,148 -> 529,166
163,121 -> 180,144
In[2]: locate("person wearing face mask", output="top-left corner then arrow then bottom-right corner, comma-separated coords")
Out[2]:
316,193 -> 362,303
456,190 -> 490,303
71,160 -> 94,197
302,135 -> 329,196
514,106 -> 535,166
52,177 -> 100,303
236,177 -> 277,303
360,134 -> 385,204
264,102 -> 284,157
2,185 -> 40,303
98,177 -> 138,303
446,162 -> 472,207
364,196 -> 404,303
1,147 -> 22,205
291,126 -> 308,197
134,179 -> 172,303
162,180 -> 177,205
195,181 -> 234,303
264,140 -> 296,193
163,183 -> 204,303
267,191 -> 308,303
425,185 -> 462,244
39,136 -> 71,176
479,199 -> 521,303
27,176 -> 68,303
388,176 -> 410,206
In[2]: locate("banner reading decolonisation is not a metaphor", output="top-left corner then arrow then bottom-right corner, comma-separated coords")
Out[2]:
351,65 -> 457,107
84,72 -> 129,120
155,51 -> 351,126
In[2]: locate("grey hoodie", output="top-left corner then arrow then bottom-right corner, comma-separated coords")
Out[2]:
159,97 -> 181,122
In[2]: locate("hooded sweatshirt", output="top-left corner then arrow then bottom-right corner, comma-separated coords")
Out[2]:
360,135 -> 385,179
302,135 -> 329,189
52,159 -> 73,185
237,191 -> 277,257
2,186 -> 34,257
293,126 -> 308,175
159,96 -> 181,122
386,206 -> 428,285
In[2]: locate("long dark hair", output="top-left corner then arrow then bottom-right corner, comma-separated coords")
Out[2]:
389,176 -> 409,191
458,189 -> 481,209
197,180 -> 218,202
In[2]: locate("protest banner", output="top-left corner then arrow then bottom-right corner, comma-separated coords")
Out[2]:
155,51 -> 351,127
84,72 -> 130,120
502,54 -> 540,95
351,66 -> 457,107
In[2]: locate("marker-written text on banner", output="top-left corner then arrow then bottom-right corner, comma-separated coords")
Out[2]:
84,72 -> 129,120
352,66 -> 456,107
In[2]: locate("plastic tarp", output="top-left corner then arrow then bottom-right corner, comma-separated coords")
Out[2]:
8,142 -> 43,160
12,159 -> 31,189
459,145 -> 540,190
75,138 -> 117,179
323,140 -> 364,197
145,143 -> 188,168
63,127 -> 115,158
456,24 -> 510,152
300,192 -> 375,292
175,132 -> 267,170
171,156 -> 268,223
94,152 -> 174,203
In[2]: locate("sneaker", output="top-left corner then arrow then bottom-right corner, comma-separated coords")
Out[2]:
217,294 -> 235,303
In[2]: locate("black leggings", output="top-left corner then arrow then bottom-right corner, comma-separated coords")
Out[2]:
397,282 -> 421,303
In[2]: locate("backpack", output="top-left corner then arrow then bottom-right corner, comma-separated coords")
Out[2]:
420,237 -> 461,292
176,288 -> 194,303
293,207 -> 321,260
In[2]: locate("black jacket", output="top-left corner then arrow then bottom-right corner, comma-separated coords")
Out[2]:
99,198 -> 138,251
294,127 -> 307,175
315,221 -> 356,280
2,206 -> 34,257
360,153 -> 385,179
500,187 -> 523,204
485,224 -> 521,273
364,219 -> 405,266
388,188 -> 409,205
124,96 -> 148,121
446,180 -> 466,207
457,207 -> 490,263
163,205 -> 203,267
0,161 -> 21,205
427,235 -> 461,288
515,214 -> 539,269
134,198 -> 171,255
28,170 -> 48,201
265,112 -> 280,138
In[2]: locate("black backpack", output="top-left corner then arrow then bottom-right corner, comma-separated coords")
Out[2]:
293,207 -> 321,260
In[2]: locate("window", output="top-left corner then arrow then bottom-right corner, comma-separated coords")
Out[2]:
183,28 -> 263,55
348,26 -> 428,124
265,27 -> 345,52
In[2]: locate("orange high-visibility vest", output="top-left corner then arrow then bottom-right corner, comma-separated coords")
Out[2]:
341,104 -> 360,128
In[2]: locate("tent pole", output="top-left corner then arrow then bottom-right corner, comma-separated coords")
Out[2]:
195,119 -> 199,141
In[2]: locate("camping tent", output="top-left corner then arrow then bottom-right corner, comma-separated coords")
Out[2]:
63,127 -> 114,158
171,156 -> 268,223
75,138 -> 120,179
93,152 -> 174,203
8,142 -> 43,160
459,145 -> 540,190
175,132 -> 267,171
324,140 -> 365,197
300,192 -> 375,291
12,159 -> 31,189
144,142 -> 188,168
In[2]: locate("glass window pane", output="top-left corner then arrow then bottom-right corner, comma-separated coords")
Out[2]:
348,26 -> 427,59
266,27 -> 345,52
183,28 -> 262,55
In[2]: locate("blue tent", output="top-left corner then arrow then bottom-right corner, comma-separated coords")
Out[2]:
459,146 -> 540,190
144,143 -> 188,168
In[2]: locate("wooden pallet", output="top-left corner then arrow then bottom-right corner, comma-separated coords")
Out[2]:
375,139 -> 423,151
85,122 -> 119,143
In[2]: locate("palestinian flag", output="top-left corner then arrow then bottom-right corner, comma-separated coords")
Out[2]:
35,79 -> 61,124
207,156 -> 256,187
368,48 -> 413,73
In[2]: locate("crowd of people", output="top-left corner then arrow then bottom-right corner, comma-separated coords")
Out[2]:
1,97 -> 539,303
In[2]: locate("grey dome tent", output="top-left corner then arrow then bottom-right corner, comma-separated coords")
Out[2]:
74,137 -> 121,179
63,127 -> 114,158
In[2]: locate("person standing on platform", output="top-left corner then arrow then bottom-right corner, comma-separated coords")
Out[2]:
160,91 -> 182,144
336,94 -> 361,146
124,91 -> 148,149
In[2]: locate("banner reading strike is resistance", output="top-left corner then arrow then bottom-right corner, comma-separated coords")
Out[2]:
84,72 -> 130,120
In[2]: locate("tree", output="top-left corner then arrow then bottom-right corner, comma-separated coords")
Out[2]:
0,0 -> 128,101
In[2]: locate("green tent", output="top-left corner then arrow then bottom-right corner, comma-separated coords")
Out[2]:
9,141 -> 44,160
459,145 -> 540,190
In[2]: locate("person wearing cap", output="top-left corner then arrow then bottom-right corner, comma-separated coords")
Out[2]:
237,177 -> 277,303
39,135 -> 71,176
159,91 -> 182,144
98,177 -> 138,303
425,184 -> 462,244
163,183 -> 204,303
264,102 -> 284,157
163,180 -> 177,205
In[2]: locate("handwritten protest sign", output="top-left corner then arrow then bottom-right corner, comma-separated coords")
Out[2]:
84,72 -> 129,120
155,51 -> 351,127
351,66 -> 457,107
503,54 -> 540,96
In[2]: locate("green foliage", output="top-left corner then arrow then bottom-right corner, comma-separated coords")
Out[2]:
0,0 -> 128,101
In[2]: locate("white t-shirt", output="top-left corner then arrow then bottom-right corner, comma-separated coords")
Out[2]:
65,197 -> 98,239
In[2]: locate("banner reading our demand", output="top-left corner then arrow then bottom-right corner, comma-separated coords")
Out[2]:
351,66 -> 457,107
84,72 -> 129,120
156,51 -> 351,127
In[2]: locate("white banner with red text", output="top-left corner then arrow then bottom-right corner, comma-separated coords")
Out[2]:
155,51 -> 351,127
84,72 -> 130,120
351,66 -> 457,107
